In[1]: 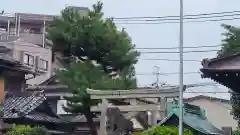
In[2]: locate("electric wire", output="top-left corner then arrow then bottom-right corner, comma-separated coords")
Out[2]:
136,45 -> 221,50
141,49 -> 219,54
114,13 -> 240,22
112,10 -> 240,20
136,71 -> 200,75
140,58 -> 201,62
115,17 -> 240,25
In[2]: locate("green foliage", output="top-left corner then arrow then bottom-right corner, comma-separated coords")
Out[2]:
217,24 -> 240,128
57,60 -> 137,113
217,24 -> 240,57
4,125 -> 49,135
47,1 -> 139,73
233,131 -> 240,135
29,126 -> 49,135
48,1 -> 139,135
140,126 -> 192,135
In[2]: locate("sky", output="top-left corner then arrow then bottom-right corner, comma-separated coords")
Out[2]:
2,0 -> 240,99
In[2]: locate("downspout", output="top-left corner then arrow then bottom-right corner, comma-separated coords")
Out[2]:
42,16 -> 45,48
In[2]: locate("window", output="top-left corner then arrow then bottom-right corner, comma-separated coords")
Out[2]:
23,54 -> 34,66
39,59 -> 48,70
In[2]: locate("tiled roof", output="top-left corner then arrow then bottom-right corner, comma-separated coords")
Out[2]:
184,95 -> 230,103
71,115 -> 99,123
3,91 -> 67,124
160,105 -> 225,135
3,91 -> 46,118
25,113 -> 66,123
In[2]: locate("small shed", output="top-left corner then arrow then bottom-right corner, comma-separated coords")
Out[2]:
159,103 -> 225,135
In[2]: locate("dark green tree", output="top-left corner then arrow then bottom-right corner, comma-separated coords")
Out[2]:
47,1 -> 139,135
217,24 -> 240,129
217,24 -> 240,57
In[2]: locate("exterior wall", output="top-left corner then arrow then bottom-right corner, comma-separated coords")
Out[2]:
12,41 -> 52,85
0,8 -> 89,84
0,22 -> 52,85
186,98 -> 238,130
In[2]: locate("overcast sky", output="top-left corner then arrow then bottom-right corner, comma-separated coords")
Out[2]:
2,0 -> 240,99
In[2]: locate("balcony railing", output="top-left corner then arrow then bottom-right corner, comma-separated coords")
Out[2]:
19,33 -> 43,45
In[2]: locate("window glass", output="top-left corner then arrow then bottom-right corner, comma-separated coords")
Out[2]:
40,59 -> 48,70
23,53 -> 34,66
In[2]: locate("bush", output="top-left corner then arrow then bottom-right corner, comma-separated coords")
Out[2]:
139,126 -> 192,135
233,131 -> 240,135
4,125 -> 49,135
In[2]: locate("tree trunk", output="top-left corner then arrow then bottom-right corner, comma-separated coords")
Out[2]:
84,105 -> 98,135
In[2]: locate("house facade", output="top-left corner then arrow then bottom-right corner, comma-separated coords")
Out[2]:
0,6 -> 89,85
184,95 -> 238,130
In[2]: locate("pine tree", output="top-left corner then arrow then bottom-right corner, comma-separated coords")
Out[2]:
47,2 -> 139,135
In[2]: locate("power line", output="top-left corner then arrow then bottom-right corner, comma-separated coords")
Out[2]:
136,45 -> 221,50
184,91 -> 229,93
114,13 -> 240,22
140,58 -> 201,62
115,17 -> 240,25
136,71 -> 200,75
141,49 -> 218,54
112,10 -> 240,20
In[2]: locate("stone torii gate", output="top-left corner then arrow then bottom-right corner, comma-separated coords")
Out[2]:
86,87 -> 180,135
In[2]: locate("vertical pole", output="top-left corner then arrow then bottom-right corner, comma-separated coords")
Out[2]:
178,0 -> 184,135
7,19 -> 10,35
99,99 -> 108,135
15,13 -> 17,35
17,15 -> 20,36
42,16 -> 46,48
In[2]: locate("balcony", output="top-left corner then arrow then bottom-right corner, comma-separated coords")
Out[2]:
19,32 -> 43,46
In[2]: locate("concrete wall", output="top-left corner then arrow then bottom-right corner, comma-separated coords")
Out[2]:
12,40 -> 52,85
186,98 -> 238,130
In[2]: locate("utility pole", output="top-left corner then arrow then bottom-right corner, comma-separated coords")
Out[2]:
178,0 -> 184,135
154,66 -> 160,88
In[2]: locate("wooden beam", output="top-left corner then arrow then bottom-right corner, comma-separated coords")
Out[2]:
87,87 -> 179,95
90,93 -> 179,99
44,91 -> 179,99
44,87 -> 179,99
91,105 -> 165,112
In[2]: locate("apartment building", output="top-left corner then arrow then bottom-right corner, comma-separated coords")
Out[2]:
0,6 -> 89,85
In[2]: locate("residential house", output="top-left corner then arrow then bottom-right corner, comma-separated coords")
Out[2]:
0,6 -> 89,85
0,54 -> 72,134
0,52 -> 37,103
3,91 -> 72,134
0,53 -> 36,133
184,95 -> 237,130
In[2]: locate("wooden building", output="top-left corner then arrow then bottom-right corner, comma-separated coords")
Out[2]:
0,51 -> 72,134
3,91 -> 71,134
201,53 -> 240,92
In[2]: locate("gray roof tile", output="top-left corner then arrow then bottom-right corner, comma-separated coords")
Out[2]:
3,91 -> 67,124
